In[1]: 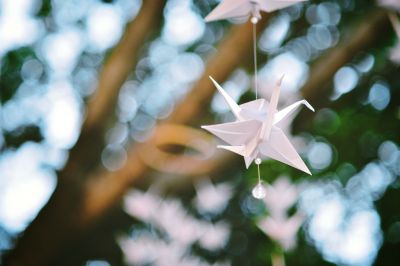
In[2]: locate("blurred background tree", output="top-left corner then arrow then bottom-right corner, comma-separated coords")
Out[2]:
0,0 -> 399,265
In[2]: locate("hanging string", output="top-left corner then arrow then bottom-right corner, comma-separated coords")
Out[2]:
252,158 -> 265,199
250,7 -> 266,200
251,18 -> 258,99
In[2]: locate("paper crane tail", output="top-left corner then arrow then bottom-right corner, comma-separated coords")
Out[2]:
259,127 -> 311,175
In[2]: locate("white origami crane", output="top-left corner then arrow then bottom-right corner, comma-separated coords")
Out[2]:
205,0 -> 307,22
202,76 -> 314,175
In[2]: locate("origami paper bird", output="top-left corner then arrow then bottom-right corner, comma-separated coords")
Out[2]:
202,76 -> 314,175
205,0 -> 307,22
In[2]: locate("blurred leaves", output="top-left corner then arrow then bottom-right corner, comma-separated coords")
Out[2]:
2,124 -> 43,149
1,0 -> 400,265
36,0 -> 51,17
0,47 -> 36,103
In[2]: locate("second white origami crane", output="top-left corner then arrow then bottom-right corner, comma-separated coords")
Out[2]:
205,0 -> 307,22
202,76 -> 314,175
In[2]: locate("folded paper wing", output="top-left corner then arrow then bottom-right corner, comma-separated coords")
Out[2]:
259,126 -> 311,175
201,120 -> 262,146
202,120 -> 262,166
257,0 -> 307,12
218,135 -> 260,168
217,145 -> 247,157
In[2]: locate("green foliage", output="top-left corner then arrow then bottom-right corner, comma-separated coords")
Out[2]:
36,0 -> 52,17
0,47 -> 35,103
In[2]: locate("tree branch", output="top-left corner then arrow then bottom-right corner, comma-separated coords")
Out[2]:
83,15 -> 272,222
5,8 -> 391,266
4,1 -> 166,265
62,0 -> 166,179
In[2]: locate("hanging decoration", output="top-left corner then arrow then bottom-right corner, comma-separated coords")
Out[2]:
202,76 -> 313,174
205,0 -> 307,22
202,76 -> 313,198
203,0 -> 312,199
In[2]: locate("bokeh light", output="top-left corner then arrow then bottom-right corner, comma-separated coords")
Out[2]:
1,0 -> 399,265
333,66 -> 359,99
368,82 -> 391,111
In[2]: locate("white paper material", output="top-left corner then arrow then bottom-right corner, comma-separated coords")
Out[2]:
388,12 -> 400,64
202,76 -> 314,174
205,0 -> 307,22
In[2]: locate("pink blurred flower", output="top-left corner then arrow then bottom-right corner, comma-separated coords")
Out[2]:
124,190 -> 160,221
194,179 -> 233,216
198,221 -> 230,250
263,177 -> 299,219
258,213 -> 305,251
257,176 -> 305,251
122,189 -> 231,265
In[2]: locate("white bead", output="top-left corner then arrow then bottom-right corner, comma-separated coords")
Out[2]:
252,183 -> 266,199
255,158 -> 262,165
250,16 -> 259,24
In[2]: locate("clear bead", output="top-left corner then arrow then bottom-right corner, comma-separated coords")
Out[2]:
252,182 -> 266,199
